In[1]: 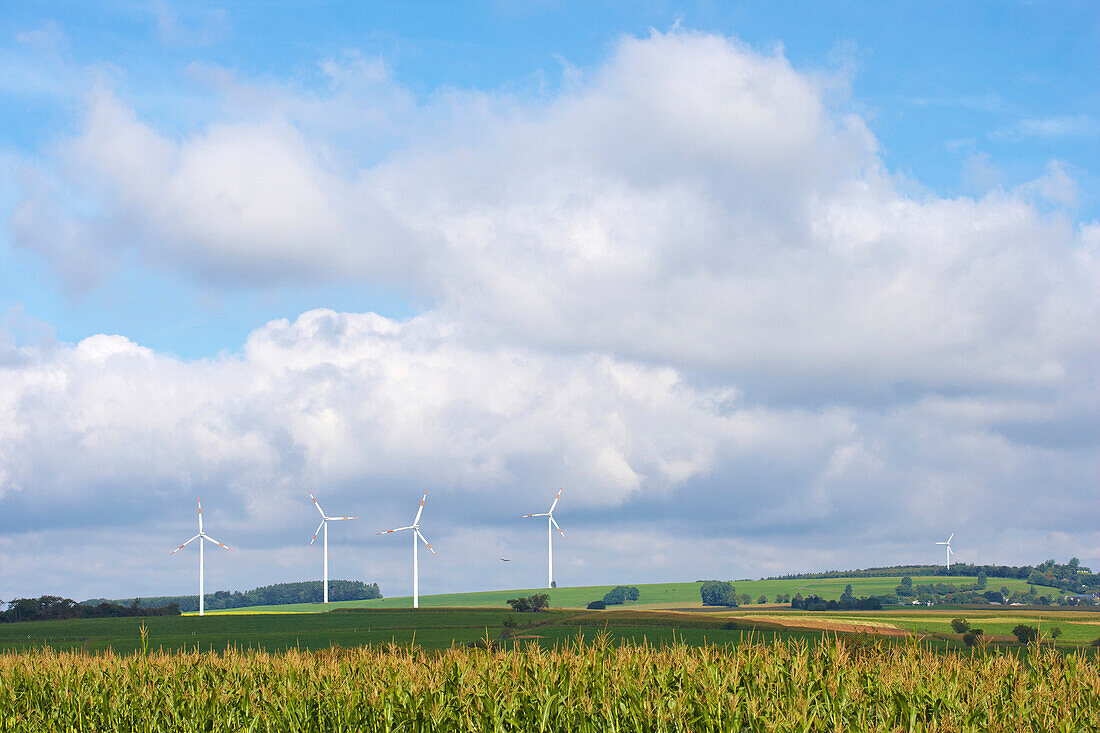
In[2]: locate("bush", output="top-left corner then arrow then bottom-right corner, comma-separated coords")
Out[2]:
1050,627 -> 1062,640
586,600 -> 606,610
756,595 -> 768,604
950,618 -> 970,634
1012,624 -> 1038,644
700,581 -> 737,607
625,586 -> 640,601
507,594 -> 550,613
962,629 -> 983,647
603,587 -> 627,605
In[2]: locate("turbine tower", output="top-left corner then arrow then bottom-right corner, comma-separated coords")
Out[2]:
308,491 -> 356,604
170,498 -> 232,616
522,488 -> 566,588
377,492 -> 436,608
936,533 -> 954,570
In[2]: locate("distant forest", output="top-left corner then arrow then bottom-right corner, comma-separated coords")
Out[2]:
764,559 -> 1099,594
2,596 -> 180,623
83,580 -> 382,613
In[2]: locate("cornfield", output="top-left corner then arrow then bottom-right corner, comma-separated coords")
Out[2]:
0,635 -> 1097,731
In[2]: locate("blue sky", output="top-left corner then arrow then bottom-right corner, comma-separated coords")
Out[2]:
0,2 -> 1096,601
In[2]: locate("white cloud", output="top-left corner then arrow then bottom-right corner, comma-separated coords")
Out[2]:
1000,114 -> 1100,140
12,31 -> 1096,396
2,30 -> 1099,598
0,307 -> 1094,599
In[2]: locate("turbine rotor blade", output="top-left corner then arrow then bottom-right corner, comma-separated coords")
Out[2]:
198,498 -> 203,532
550,516 -> 566,539
310,519 -> 325,546
202,534 -> 232,550
328,516 -> 356,521
521,513 -> 548,518
377,526 -> 413,535
947,533 -> 954,543
413,491 -> 428,525
308,491 -> 326,518
549,487 -> 562,513
417,530 -> 437,557
170,534 -> 201,554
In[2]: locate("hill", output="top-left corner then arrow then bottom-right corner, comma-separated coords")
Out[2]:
205,576 -> 1041,614
84,580 -> 381,613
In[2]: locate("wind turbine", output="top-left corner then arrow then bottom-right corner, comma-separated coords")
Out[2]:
377,491 -> 436,608
936,533 -> 954,570
522,488 -> 565,588
170,499 -> 231,616
308,491 -> 356,604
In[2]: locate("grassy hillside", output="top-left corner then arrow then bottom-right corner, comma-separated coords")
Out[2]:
206,576 -> 1040,614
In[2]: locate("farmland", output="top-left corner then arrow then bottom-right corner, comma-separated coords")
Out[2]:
204,576 -> 1040,614
1,636 -> 1098,730
3,585 -> 1099,730
0,608 -> 822,655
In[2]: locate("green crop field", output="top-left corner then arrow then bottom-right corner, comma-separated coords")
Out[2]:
2,636 -> 1098,730
0,608 -> 832,655
2,602 -> 1095,657
202,576 -> 1040,614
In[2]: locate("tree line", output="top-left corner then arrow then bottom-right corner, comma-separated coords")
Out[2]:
2,596 -> 180,623
765,558 -> 1098,591
82,580 -> 382,613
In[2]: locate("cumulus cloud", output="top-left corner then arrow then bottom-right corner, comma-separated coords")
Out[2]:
0,308 -> 1095,599
3,30 -> 1098,598
12,31 -> 1096,395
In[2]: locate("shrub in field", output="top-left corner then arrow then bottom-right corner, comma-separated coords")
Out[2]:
962,629 -> 983,647
1012,624 -> 1039,644
699,581 -> 736,606
1050,627 -> 1062,640
603,586 -> 640,604
756,595 -> 767,604
586,600 -> 606,610
506,594 -> 550,612
951,618 -> 971,634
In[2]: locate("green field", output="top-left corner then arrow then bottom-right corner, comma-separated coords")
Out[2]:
205,576 -> 1040,614
4,635 -> 1098,731
2,600 -> 1095,657
0,575 -> 1077,657
0,608 -> 826,654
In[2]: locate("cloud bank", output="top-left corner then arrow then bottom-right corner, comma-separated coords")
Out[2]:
3,31 -> 1097,599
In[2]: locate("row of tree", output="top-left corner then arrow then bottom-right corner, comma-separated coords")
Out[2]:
790,591 -> 884,611
83,580 -> 382,613
766,559 -> 1098,591
895,576 -> 1064,606
2,596 -> 180,623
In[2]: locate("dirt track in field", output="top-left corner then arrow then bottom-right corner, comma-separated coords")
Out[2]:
725,615 -> 910,637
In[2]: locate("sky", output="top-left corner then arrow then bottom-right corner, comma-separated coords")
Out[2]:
0,1 -> 1097,603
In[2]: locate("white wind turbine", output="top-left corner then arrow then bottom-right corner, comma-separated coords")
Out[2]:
170,498 -> 232,616
377,492 -> 436,608
308,491 -> 356,604
936,533 -> 954,570
522,488 -> 566,588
